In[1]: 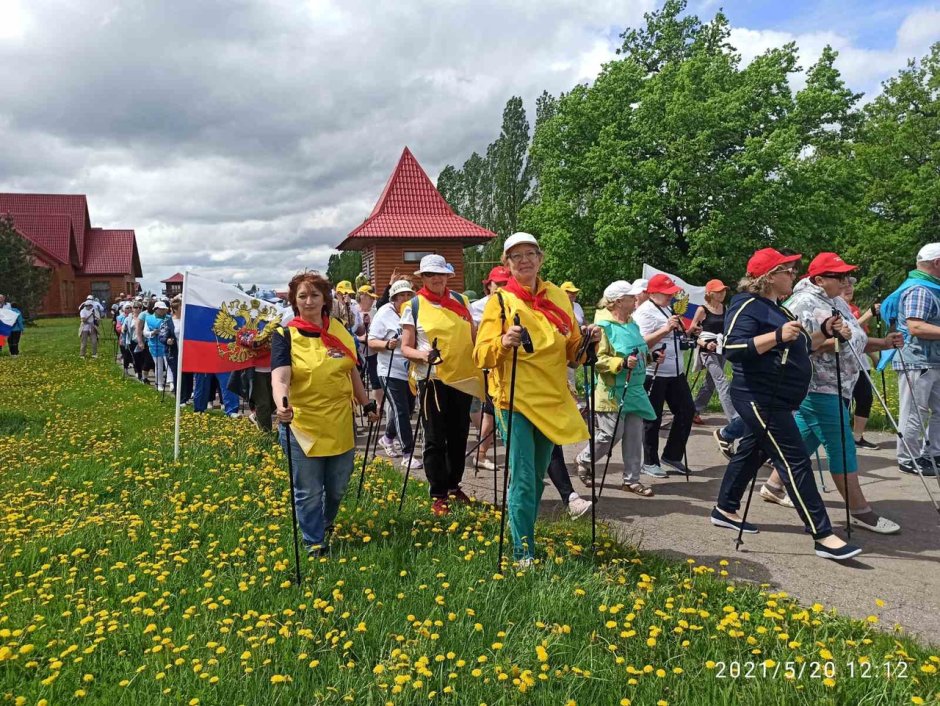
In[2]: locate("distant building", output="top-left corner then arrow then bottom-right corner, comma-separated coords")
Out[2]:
336,147 -> 495,289
1,193 -> 142,315
161,272 -> 184,299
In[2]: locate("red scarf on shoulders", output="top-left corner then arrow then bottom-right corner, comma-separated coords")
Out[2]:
417,287 -> 472,323
287,314 -> 357,361
502,277 -> 571,335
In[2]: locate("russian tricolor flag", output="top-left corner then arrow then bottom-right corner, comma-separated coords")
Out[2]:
642,264 -> 706,330
180,272 -> 292,373
0,308 -> 17,348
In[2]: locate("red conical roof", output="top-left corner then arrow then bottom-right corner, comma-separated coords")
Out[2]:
338,147 -> 495,249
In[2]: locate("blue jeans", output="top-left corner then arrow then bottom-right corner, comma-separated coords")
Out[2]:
193,372 -> 239,414
720,415 -> 747,441
278,425 -> 355,549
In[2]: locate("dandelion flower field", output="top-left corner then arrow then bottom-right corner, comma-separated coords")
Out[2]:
1,319 -> 937,705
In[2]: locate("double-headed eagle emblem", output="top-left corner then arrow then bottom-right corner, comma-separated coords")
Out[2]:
672,290 -> 690,316
212,298 -> 283,364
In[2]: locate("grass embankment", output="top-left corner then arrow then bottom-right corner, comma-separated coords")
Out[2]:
0,319 -> 937,705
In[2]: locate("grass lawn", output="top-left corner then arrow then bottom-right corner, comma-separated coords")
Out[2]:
1,319 -> 937,705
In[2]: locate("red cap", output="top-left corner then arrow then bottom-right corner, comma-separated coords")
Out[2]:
746,248 -> 802,277
806,252 -> 857,278
647,273 -> 681,295
705,279 -> 728,293
484,265 -> 511,285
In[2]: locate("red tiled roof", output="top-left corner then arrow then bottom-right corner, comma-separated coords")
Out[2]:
0,194 -> 91,266
82,228 -> 143,277
6,213 -> 76,265
161,272 -> 185,283
338,147 -> 495,249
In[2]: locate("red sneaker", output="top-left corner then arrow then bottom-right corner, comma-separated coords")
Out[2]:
431,498 -> 450,516
448,488 -> 473,505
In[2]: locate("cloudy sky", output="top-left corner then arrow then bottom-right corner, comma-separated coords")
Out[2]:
1,0 -> 938,292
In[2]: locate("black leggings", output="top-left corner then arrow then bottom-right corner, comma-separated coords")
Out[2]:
421,379 -> 473,498
852,374 -> 873,419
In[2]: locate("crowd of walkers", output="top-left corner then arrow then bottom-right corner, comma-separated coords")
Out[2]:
80,237 -> 940,568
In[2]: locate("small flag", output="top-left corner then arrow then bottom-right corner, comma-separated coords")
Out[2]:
642,264 -> 705,329
0,308 -> 18,339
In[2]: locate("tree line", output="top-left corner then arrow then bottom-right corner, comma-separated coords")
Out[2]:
438,0 -> 940,304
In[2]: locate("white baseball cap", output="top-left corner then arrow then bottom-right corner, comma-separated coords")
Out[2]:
154,300 -> 169,310
503,232 -> 539,253
631,278 -> 649,292
917,243 -> 940,262
390,280 -> 415,297
415,254 -> 452,276
603,280 -> 645,301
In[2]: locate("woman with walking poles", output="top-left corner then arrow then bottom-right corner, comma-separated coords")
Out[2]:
400,255 -> 483,516
473,232 -> 600,566
711,247 -> 862,561
272,272 -> 377,558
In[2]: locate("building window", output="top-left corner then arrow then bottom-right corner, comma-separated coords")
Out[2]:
91,281 -> 111,303
403,251 -> 434,263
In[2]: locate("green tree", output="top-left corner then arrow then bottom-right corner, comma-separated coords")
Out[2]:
0,215 -> 52,321
326,251 -> 362,286
851,43 -> 940,292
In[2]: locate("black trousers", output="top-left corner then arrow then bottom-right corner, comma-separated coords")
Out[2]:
383,377 -> 416,454
717,392 -> 833,540
8,331 -> 21,355
547,444 -> 574,504
250,370 -> 275,432
643,375 -> 694,465
421,379 -> 473,498
852,373 -> 873,419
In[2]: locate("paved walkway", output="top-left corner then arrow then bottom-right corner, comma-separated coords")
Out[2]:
363,414 -> 940,643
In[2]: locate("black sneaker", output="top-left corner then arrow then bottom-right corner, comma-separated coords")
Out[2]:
661,457 -> 691,476
900,460 -> 938,477
814,541 -> 862,561
855,436 -> 878,450
713,429 -> 734,460
710,507 -> 758,534
919,457 -> 940,476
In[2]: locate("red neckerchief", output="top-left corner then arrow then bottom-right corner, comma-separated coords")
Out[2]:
417,287 -> 472,323
287,314 -> 357,361
502,277 -> 571,334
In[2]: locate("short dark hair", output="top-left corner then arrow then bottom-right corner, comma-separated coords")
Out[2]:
287,272 -> 332,317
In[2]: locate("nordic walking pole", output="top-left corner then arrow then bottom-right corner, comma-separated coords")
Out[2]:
281,396 -> 303,586
398,338 -> 440,512
736,343 -> 792,550
472,370 -> 484,478
846,341 -> 940,512
358,343 -> 396,502
597,348 -> 639,501
830,308 -> 852,539
583,338 -> 600,553
894,346 -> 940,494
496,316 -> 527,570
815,448 -> 828,492
355,414 -> 377,504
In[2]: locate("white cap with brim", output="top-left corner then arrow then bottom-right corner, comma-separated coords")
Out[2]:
917,243 -> 940,262
631,278 -> 649,292
415,254 -> 452,276
503,232 -> 539,253
154,301 -> 169,310
604,280 -> 645,301
390,280 -> 415,297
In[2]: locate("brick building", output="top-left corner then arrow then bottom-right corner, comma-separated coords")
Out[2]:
1,194 -> 142,315
336,147 -> 494,288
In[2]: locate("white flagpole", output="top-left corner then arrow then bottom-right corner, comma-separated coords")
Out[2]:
173,272 -> 189,462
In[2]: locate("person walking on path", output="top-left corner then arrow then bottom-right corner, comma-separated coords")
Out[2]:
272,272 -> 377,557
369,279 -> 420,468
633,274 -> 694,478
3,303 -> 24,356
712,247 -> 862,561
79,300 -> 100,358
473,232 -> 599,564
400,255 -> 483,516
575,280 -> 657,497
785,252 -> 903,534
878,242 -> 940,478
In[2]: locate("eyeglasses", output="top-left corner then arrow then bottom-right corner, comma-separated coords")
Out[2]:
817,272 -> 848,281
772,267 -> 798,277
507,250 -> 541,263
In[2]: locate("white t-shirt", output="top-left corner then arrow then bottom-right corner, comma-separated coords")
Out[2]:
469,295 -> 491,324
633,300 -> 680,377
369,302 -> 409,381
572,302 -> 585,327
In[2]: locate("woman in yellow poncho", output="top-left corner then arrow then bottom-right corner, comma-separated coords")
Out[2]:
473,232 -> 600,564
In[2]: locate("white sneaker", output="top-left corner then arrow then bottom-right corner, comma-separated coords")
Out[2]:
379,435 -> 401,458
641,464 -> 667,478
475,456 -> 496,472
228,412 -> 240,419
157,385 -> 165,393
567,493 -> 592,519
516,557 -> 534,569
401,455 -> 423,470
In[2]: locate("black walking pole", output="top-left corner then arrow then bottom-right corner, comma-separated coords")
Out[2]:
582,338 -> 600,553
830,308 -> 852,539
597,348 -> 639,501
398,338 -> 440,512
495,319 -> 524,571
281,396 -> 303,585
736,343 -> 791,551
357,344 -> 396,503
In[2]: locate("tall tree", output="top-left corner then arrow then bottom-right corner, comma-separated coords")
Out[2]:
326,251 -> 362,286
0,215 -> 52,320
